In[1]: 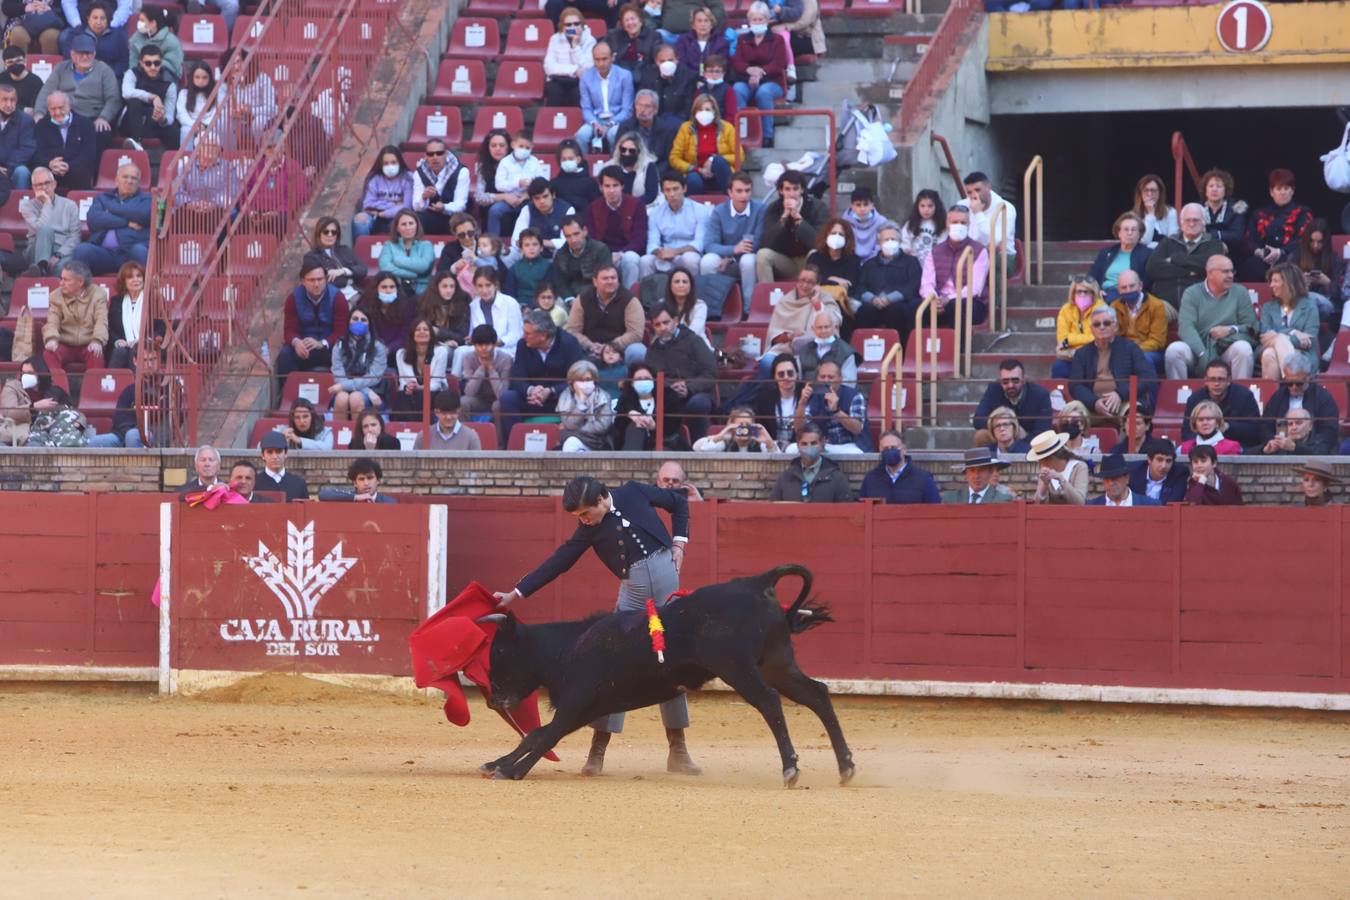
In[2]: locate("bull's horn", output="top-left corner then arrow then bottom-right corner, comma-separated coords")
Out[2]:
476,613 -> 509,625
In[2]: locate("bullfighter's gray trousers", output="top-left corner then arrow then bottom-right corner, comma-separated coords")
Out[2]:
592,548 -> 691,734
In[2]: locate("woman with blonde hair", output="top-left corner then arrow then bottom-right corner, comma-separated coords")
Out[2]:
1257,261 -> 1318,379
974,405 -> 1030,455
1054,399 -> 1092,456
557,359 -> 614,451
1052,277 -> 1106,378
543,7 -> 596,107
669,92 -> 741,194
1177,399 -> 1243,456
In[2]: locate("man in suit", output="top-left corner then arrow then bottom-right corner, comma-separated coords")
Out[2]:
32,90 -> 98,192
258,431 -> 310,501
972,358 -> 1053,435
1128,437 -> 1189,504
941,446 -> 1015,504
178,445 -> 222,495
330,458 -> 396,503
499,308 -> 585,444
227,461 -> 275,503
575,41 -> 634,153
1089,451 -> 1160,507
493,475 -> 699,778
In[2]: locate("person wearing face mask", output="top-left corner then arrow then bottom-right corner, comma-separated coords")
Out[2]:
557,359 -> 615,451
361,271 -> 415,356
637,44 -> 697,132
544,9 -> 597,108
0,46 -> 44,111
1110,268 -> 1168,373
805,217 -> 862,316
918,202 -> 989,330
1051,277 -> 1106,379
0,356 -> 61,445
487,132 -> 549,238
770,423 -> 853,502
32,89 -> 97,191
576,41 -> 633,154
612,361 -> 684,450
276,259 -> 350,394
855,224 -> 922,338
354,145 -> 415,238
36,32 -> 121,146
796,310 -> 856,386
694,55 -> 736,122
329,307 -> 389,422
613,91 -> 673,190
127,7 -> 182,81
550,139 -> 601,214
731,2 -> 788,147
669,93 -> 741,195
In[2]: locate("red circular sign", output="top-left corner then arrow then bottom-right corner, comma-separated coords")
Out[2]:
1216,0 -> 1272,53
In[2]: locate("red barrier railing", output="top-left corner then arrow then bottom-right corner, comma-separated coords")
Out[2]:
732,108 -> 838,217
136,0 -> 391,446
898,0 -> 982,142
929,132 -> 965,197
1171,130 -> 1204,213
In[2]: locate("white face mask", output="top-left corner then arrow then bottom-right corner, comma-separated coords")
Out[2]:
658,60 -> 677,77
881,239 -> 901,257
560,158 -> 580,173
136,19 -> 149,33
512,147 -> 531,161
825,233 -> 846,251
947,223 -> 968,242
382,163 -> 399,178
21,373 -> 38,390
704,76 -> 722,86
816,336 -> 834,349
575,379 -> 596,396
694,109 -> 715,127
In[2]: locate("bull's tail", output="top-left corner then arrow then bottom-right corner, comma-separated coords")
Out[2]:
764,564 -> 833,634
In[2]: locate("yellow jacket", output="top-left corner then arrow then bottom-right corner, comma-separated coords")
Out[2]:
1111,293 -> 1169,353
1056,299 -> 1106,357
669,120 -> 743,176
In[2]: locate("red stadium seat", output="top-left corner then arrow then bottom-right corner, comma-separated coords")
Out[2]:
1327,331 -> 1350,378
249,416 -> 290,448
901,328 -> 956,378
468,106 -> 525,147
466,0 -> 519,13
705,284 -> 742,330
231,15 -> 267,46
338,16 -> 386,57
11,276 -> 59,314
162,235 -> 214,273
27,55 -> 59,83
405,105 -> 465,150
1242,378 -> 1279,414
96,149 -> 152,190
0,232 -> 14,252
850,328 -> 900,375
157,151 -> 183,188
279,372 -> 335,413
1151,379 -> 1203,434
584,18 -> 608,39
387,422 -> 426,450
353,235 -> 388,269
0,191 -> 31,239
501,19 -> 551,59
531,107 -> 582,151
228,234 -> 279,276
78,368 -> 134,420
446,18 -> 501,60
178,14 -> 228,64
745,282 -> 793,325
67,190 -> 98,235
1085,426 -> 1119,454
847,0 -> 905,14
465,421 -> 499,450
283,17 -> 332,46
508,422 -> 559,451
718,324 -> 765,376
736,112 -> 763,150
516,0 -> 548,15
427,59 -> 487,105
867,374 -> 918,431
1241,281 -> 1272,305
490,61 -> 546,106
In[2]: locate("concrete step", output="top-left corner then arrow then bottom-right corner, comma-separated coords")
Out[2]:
1007,283 -> 1074,304
767,124 -> 831,151
970,330 -> 1049,354
971,352 -> 1055,380
821,13 -> 944,55
901,425 -> 987,451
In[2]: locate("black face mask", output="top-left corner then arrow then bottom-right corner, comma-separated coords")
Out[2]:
6,63 -> 24,76
619,150 -> 638,166
1057,423 -> 1082,440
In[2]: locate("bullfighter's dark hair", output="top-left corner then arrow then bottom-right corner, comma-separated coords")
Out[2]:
348,457 -> 383,481
562,476 -> 609,512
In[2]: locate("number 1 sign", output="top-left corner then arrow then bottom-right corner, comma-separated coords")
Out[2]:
1216,0 -> 1272,54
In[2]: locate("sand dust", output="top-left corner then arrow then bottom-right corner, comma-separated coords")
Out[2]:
2,676 -> 1348,897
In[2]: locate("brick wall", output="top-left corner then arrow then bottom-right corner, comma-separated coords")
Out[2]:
0,449 -> 1330,505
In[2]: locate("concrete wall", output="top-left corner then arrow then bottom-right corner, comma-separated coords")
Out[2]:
0,448 -> 1331,506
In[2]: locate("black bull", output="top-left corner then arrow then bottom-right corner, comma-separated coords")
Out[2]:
477,565 -> 856,787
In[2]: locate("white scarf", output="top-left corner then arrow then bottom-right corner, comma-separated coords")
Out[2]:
121,293 -> 143,346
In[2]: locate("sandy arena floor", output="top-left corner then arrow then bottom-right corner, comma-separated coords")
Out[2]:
1,677 -> 1348,898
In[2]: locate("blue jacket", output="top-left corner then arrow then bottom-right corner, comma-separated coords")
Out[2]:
0,110 -> 36,172
33,112 -> 98,190
1088,242 -> 1153,296
858,460 -> 940,504
704,197 -> 765,257
1127,458 -> 1189,504
86,189 -> 152,250
1068,337 -> 1157,413
515,480 -> 690,596
580,65 -> 635,128
508,329 -> 584,409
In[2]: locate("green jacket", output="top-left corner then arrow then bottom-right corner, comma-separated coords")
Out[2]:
941,484 -> 1015,504
1176,281 -> 1257,370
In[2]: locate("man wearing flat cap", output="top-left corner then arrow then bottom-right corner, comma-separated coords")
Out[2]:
258,430 -> 309,501
1089,451 -> 1160,507
942,446 -> 1015,504
1294,460 -> 1341,507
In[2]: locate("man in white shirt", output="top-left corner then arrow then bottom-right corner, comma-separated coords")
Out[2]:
640,171 -> 705,278
1089,452 -> 1160,507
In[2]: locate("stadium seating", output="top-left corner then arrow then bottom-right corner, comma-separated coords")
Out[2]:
850,328 -> 901,376
406,106 -> 466,150
467,107 -> 526,147
428,59 -> 488,105
178,14 -> 229,65
745,282 -> 794,327
446,18 -> 502,60
96,149 -> 154,191
531,107 -> 584,152
464,421 -> 499,450
508,422 -> 559,450
501,20 -> 551,60
489,62 -> 547,107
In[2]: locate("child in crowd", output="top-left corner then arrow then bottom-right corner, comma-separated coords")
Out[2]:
459,234 -> 507,294
899,188 -> 946,263
841,186 -> 894,262
505,230 -> 554,303
533,283 -> 569,329
487,132 -> 550,237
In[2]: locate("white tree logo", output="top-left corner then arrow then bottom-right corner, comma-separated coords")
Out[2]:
243,521 -> 358,620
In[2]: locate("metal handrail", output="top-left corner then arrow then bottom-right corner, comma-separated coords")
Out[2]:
732,108 -> 838,217
911,247 -> 971,425
1022,154 -> 1044,286
929,132 -> 965,198
1171,131 -> 1204,213
879,341 -> 905,431
911,295 -> 936,425
989,201 -> 1007,333
899,0 -> 982,142
954,246 -> 974,378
